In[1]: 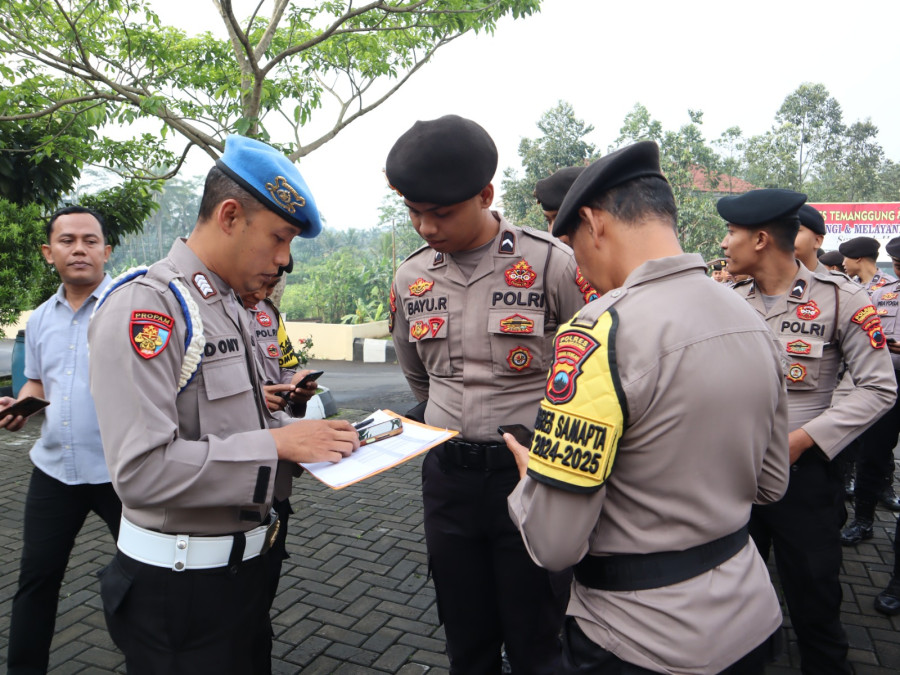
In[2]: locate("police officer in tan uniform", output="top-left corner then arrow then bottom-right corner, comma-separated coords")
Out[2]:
719,188 -> 896,674
820,250 -> 845,271
89,135 -> 358,674
840,236 -> 897,292
796,204 -> 828,273
386,115 -> 592,675
506,141 -> 790,674
534,166 -> 584,230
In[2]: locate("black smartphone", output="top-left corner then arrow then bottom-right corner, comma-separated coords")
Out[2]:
298,370 -> 325,388
497,424 -> 533,448
1,396 -> 50,420
358,418 -> 403,445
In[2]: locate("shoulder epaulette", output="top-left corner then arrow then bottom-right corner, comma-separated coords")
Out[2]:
93,266 -> 205,392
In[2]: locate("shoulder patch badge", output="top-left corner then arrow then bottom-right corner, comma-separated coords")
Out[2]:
498,231 -> 516,254
797,300 -> 820,321
192,273 -> 216,299
505,260 -> 537,288
130,310 -> 174,359
266,343 -> 279,358
575,266 -> 599,303
883,292 -> 898,301
257,311 -> 272,327
851,305 -> 877,325
787,363 -> 807,383
546,331 -> 601,404
409,278 -> 434,297
507,346 -> 533,371
790,279 -> 807,299
499,314 -> 535,334
786,339 -> 812,355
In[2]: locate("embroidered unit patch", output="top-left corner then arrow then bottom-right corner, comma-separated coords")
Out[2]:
266,343 -> 279,358
786,339 -> 812,355
130,310 -> 174,359
192,273 -> 216,299
410,321 -> 429,340
408,278 -> 434,297
575,267 -> 599,302
797,301 -> 820,321
505,260 -> 537,288
507,346 -> 533,371
787,363 -> 807,383
257,311 -> 272,327
546,331 -> 601,404
499,314 -> 535,334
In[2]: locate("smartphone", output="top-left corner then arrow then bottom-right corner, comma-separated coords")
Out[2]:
358,418 -> 403,446
1,396 -> 50,420
497,424 -> 533,448
298,370 -> 325,388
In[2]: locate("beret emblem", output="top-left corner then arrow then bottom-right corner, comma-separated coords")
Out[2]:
266,176 -> 306,214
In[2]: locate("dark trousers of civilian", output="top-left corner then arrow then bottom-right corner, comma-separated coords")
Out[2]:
7,466 -> 121,675
853,375 -> 900,520
558,617 -> 777,675
99,548 -> 273,675
422,448 -> 571,675
749,451 -> 851,675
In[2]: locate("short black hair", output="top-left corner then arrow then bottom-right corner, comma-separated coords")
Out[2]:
47,205 -> 107,243
197,165 -> 260,223
757,215 -> 799,254
587,176 -> 677,228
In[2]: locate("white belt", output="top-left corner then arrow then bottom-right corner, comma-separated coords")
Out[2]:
117,512 -> 279,572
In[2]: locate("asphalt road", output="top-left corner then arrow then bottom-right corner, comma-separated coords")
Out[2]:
304,358 -> 418,415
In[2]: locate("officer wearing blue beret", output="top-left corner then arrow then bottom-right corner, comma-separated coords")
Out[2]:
89,135 -> 359,673
720,188 -> 896,674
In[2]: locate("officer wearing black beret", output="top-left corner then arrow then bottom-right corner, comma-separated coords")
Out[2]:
386,115 -> 592,674
796,205 -> 828,273
720,188 -> 896,674
534,166 -> 584,229
819,250 -> 844,270
707,257 -> 732,283
839,237 -> 897,292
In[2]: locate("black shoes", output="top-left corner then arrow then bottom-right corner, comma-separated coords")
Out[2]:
877,486 -> 900,512
839,519 -> 874,546
875,578 -> 900,616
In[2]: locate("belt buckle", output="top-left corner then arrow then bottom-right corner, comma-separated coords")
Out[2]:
261,517 -> 281,555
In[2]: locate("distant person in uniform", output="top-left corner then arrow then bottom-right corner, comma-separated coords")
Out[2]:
840,236 -> 896,292
0,206 -> 122,675
841,236 -> 900,545
796,205 -> 827,273
707,257 -> 733,283
386,114 -> 593,675
820,250 -> 845,272
534,166 -> 584,230
720,188 -> 896,674
89,136 -> 359,674
506,141 -> 790,674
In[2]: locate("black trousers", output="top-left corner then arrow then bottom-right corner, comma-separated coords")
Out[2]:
422,447 -> 570,675
6,466 -> 121,675
854,375 -> 900,520
99,548 -> 273,675
749,451 -> 851,675
558,617 -> 776,675
266,496 -> 293,609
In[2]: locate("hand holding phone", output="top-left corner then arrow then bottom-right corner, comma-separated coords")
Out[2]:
0,396 -> 49,430
298,370 -> 325,389
497,424 -> 533,448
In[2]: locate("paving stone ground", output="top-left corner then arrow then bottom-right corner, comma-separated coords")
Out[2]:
0,409 -> 898,673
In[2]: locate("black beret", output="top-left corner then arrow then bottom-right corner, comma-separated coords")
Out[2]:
819,250 -> 844,267
534,167 -> 585,211
886,237 -> 900,259
552,141 -> 667,237
707,258 -> 727,271
276,254 -> 294,277
839,236 -> 880,259
798,204 -> 826,235
385,115 -> 497,205
716,189 -> 807,227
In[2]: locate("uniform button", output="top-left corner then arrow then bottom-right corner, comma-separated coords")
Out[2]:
69,345 -> 75,350
611,289 -> 621,298
174,561 -> 185,570
63,396 -> 68,401
791,465 -> 799,473
62,421 -> 68,426
66,371 -> 71,375
73,320 -> 79,325
176,539 -> 187,550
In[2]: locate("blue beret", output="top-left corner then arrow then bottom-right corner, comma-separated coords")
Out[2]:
216,135 -> 322,238
839,236 -> 880,259
385,115 -> 497,205
716,189 -> 806,227
552,141 -> 667,237
534,167 -> 585,211
798,204 -> 826,235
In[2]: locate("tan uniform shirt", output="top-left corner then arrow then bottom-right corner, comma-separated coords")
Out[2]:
865,271 -> 897,294
509,254 -> 790,674
734,262 -> 896,458
872,279 -> 900,370
89,239 -> 279,535
390,214 -> 593,440
246,299 -> 295,386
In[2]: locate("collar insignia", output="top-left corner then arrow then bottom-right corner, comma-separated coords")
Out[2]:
498,231 -> 516,254
433,251 -> 445,266
192,273 -> 216,299
790,279 -> 807,299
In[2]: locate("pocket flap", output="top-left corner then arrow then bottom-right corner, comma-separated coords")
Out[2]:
203,357 -> 253,400
488,309 -> 544,337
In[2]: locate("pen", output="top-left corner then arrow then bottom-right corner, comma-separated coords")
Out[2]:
353,417 -> 375,430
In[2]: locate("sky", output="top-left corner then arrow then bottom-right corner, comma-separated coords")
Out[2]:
149,0 -> 900,230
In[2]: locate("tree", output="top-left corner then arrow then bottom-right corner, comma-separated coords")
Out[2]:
501,101 -> 597,230
0,0 -> 541,179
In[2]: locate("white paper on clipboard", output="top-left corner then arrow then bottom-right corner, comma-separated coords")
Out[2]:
299,409 -> 457,489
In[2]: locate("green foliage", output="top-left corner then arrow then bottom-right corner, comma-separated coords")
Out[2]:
0,199 -> 57,334
501,101 -> 597,230
77,180 -> 160,249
